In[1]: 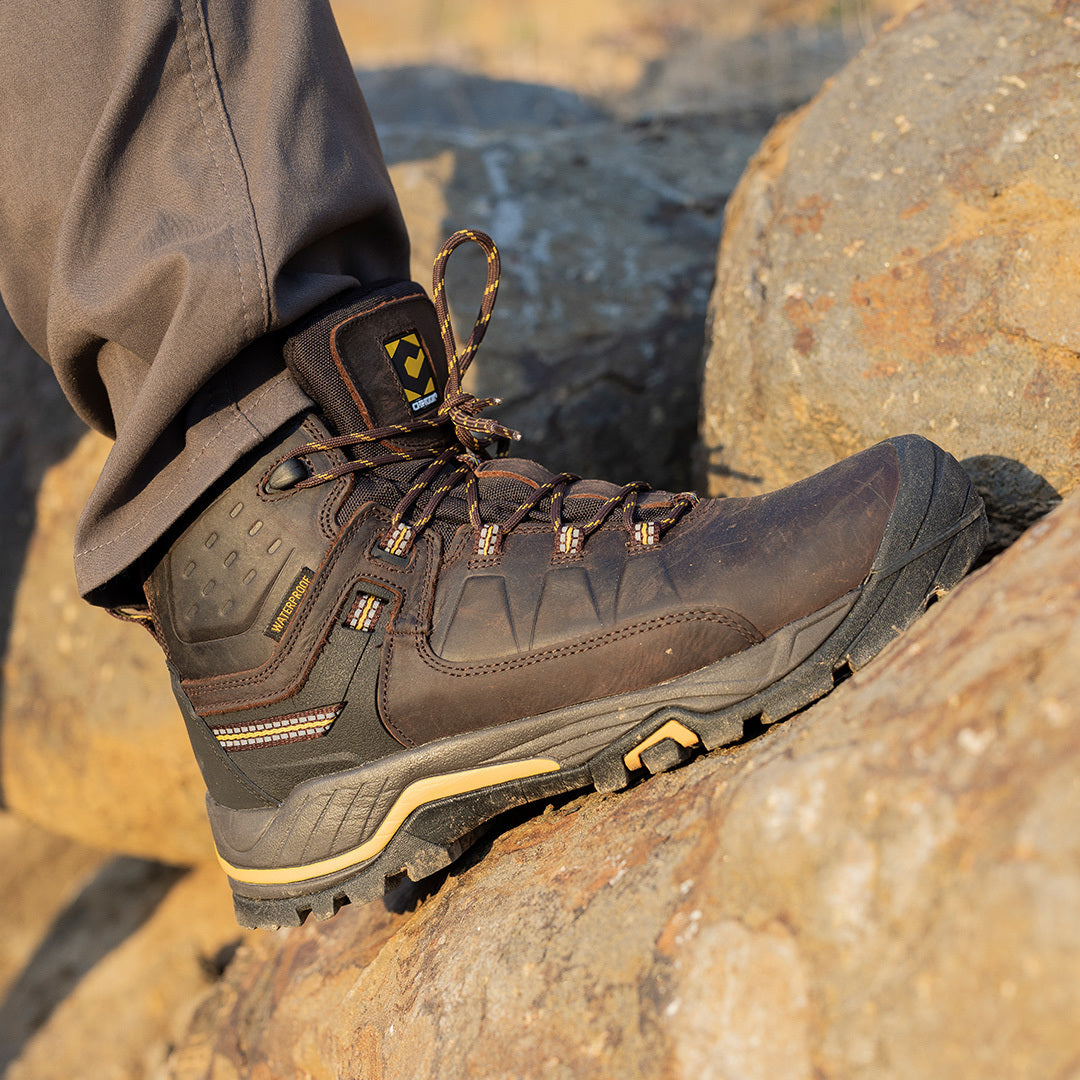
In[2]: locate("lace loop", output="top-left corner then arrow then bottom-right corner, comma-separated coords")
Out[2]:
432,229 -> 501,385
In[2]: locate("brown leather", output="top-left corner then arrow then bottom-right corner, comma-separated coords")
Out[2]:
431,443 -> 898,656
380,609 -> 760,745
153,427 -> 899,748
145,414 -> 353,681
178,507 -> 434,717
283,286 -> 451,447
379,441 -> 898,745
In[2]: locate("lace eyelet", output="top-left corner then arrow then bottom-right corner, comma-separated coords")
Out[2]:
344,591 -> 386,632
373,522 -> 416,568
554,524 -> 585,558
473,523 -> 503,559
634,522 -> 661,546
380,522 -> 415,557
266,458 -> 310,492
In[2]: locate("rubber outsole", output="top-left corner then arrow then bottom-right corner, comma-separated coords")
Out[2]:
225,436 -> 988,929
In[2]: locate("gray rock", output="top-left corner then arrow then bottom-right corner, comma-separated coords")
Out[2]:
384,114 -> 762,490
619,23 -> 857,124
359,65 -> 610,131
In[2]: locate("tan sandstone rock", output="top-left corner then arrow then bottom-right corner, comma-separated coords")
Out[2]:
168,491 -> 1080,1080
332,0 -> 919,109
0,310 -> 210,864
0,811 -> 247,1080
701,0 -> 1079,553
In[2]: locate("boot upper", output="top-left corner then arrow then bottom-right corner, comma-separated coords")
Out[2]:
145,232 -> 901,799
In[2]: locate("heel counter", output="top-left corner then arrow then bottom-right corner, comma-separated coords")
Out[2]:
167,664 -> 279,811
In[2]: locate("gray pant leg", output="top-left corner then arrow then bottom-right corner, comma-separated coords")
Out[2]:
0,0 -> 410,605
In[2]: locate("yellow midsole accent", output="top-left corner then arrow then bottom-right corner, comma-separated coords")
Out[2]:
218,757 -> 561,886
623,719 -> 700,772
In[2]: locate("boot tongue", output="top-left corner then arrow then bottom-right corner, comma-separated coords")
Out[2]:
283,282 -> 451,447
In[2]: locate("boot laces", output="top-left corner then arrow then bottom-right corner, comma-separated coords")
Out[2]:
281,229 -> 698,557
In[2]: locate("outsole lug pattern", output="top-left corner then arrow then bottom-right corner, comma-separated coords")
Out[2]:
640,738 -> 694,775
590,756 -> 634,795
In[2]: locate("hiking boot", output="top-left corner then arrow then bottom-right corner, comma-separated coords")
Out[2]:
139,230 -> 987,929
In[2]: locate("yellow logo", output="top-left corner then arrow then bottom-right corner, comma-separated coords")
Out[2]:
384,332 -> 439,413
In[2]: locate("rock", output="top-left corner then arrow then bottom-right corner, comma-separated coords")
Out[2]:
618,25 -> 857,124
358,27 -> 866,132
334,0 -> 917,109
701,0 -> 1079,553
0,813 -> 107,1003
0,811 -> 247,1080
358,66 -> 610,131
0,307 -> 210,863
168,492 -> 1080,1080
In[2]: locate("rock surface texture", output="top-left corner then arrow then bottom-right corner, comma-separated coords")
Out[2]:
701,0 -> 1079,553
169,489 -> 1080,1080
332,0 -> 916,110
0,308 -> 211,863
385,114 -> 760,490
358,8 -> 900,492
0,812 -> 248,1080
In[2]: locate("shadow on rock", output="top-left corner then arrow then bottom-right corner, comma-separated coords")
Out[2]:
962,455 -> 1062,562
358,64 -> 610,131
0,857 -> 186,1070
699,441 -> 764,491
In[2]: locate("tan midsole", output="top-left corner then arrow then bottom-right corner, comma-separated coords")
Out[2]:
217,757 -> 561,886
623,719 -> 700,771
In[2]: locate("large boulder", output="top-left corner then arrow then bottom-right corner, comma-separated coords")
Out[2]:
701,0 -> 1078,553
168,490 -> 1080,1080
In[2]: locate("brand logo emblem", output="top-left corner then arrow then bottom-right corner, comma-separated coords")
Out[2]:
264,567 -> 315,640
384,332 -> 439,413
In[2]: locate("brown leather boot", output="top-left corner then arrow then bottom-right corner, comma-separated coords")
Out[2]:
142,231 -> 987,928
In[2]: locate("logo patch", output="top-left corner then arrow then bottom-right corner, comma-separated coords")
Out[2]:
384,331 -> 440,413
264,567 -> 315,640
